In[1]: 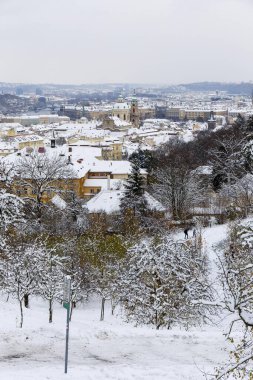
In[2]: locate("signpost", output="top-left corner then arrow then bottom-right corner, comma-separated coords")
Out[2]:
63,275 -> 71,374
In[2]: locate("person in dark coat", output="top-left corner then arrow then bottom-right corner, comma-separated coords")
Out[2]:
184,228 -> 189,239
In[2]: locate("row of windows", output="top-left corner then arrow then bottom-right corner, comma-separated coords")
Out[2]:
113,113 -> 127,120
90,189 -> 100,194
16,186 -> 77,196
89,172 -> 109,177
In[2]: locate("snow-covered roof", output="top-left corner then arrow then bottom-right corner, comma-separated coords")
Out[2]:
13,135 -> 44,143
109,116 -> 131,128
112,102 -> 130,110
88,160 -> 133,174
86,190 -> 122,213
86,190 -> 165,214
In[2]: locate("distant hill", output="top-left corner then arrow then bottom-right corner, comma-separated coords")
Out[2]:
180,82 -> 253,95
0,94 -> 32,115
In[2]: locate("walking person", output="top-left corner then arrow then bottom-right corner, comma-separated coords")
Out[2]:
184,228 -> 189,239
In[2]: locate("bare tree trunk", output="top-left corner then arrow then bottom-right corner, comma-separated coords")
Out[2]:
111,298 -> 115,315
24,294 -> 29,308
49,299 -> 53,323
19,299 -> 23,328
155,310 -> 158,330
100,297 -> 105,321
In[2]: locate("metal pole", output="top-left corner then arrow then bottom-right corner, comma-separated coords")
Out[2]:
63,275 -> 71,374
64,303 -> 70,374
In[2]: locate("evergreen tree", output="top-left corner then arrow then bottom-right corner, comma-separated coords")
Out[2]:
120,159 -> 147,217
129,149 -> 153,171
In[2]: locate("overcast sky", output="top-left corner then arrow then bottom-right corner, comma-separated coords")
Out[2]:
0,0 -> 252,84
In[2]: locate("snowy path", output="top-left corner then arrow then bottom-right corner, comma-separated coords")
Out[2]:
202,223 -> 228,261
177,223 -> 228,280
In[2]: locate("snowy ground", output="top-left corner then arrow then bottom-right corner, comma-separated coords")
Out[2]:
0,223 -> 233,380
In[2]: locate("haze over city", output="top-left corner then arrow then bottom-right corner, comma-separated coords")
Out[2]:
0,0 -> 253,84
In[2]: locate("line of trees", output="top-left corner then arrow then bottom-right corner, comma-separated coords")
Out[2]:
146,115 -> 253,221
0,231 -> 215,330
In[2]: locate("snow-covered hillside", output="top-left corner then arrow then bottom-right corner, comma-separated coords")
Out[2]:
0,223 -> 233,380
0,296 -> 229,380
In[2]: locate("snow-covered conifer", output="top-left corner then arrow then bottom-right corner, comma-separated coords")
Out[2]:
120,159 -> 147,217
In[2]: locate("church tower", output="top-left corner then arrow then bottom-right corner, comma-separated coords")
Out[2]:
130,92 -> 140,127
208,111 -> 216,131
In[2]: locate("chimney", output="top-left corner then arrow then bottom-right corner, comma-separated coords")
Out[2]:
51,139 -> 56,148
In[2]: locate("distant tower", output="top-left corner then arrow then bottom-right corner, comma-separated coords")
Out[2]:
118,94 -> 124,103
208,111 -> 216,131
130,91 -> 140,127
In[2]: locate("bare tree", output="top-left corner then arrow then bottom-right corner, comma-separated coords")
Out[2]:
0,190 -> 24,230
219,174 -> 253,217
215,221 -> 253,378
153,167 -> 204,220
14,152 -> 74,220
210,134 -> 247,190
118,235 -> 214,330
36,241 -> 67,323
151,139 -> 205,220
0,243 -> 40,327
0,160 -> 15,189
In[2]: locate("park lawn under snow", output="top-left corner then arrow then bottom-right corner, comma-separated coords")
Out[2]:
0,223 -> 233,380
